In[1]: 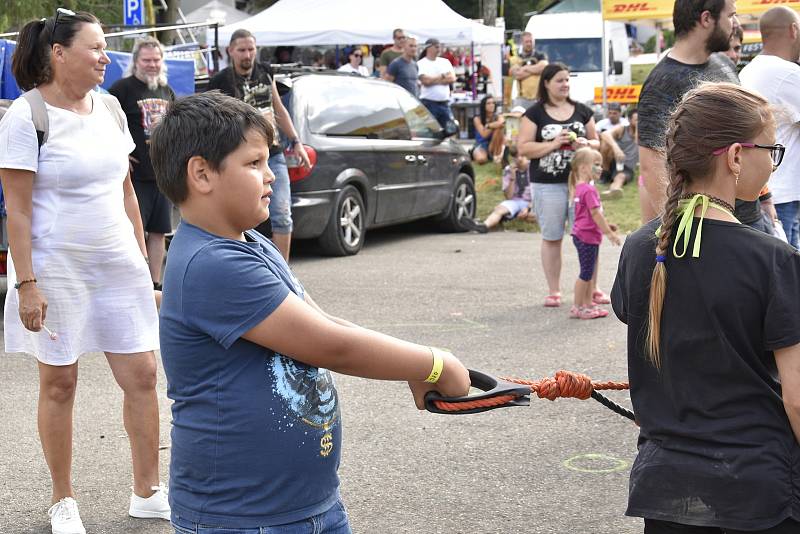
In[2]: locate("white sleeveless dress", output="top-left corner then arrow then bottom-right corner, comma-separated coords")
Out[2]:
0,92 -> 159,365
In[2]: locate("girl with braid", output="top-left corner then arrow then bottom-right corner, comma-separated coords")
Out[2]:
611,83 -> 800,533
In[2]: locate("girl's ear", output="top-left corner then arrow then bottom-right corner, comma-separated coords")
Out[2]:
726,143 -> 743,177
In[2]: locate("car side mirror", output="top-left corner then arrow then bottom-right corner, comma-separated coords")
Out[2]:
613,61 -> 623,75
439,119 -> 459,139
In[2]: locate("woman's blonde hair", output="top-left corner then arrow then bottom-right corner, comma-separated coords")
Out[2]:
646,83 -> 773,368
568,147 -> 602,200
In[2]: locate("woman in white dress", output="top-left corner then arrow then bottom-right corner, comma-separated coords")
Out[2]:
337,46 -> 370,76
0,10 -> 168,534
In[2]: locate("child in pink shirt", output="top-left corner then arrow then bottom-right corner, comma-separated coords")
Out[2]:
569,148 -> 621,319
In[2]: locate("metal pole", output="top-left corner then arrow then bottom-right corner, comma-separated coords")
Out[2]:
213,23 -> 219,72
601,18 -> 607,109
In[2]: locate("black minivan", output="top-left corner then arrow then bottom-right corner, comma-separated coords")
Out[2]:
282,72 -> 477,256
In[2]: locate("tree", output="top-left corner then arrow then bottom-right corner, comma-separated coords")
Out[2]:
1,1 -> 123,32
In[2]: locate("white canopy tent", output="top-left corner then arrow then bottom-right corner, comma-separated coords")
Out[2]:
185,0 -> 249,26
215,0 -> 504,46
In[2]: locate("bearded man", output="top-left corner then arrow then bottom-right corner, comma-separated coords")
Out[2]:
637,0 -> 740,223
110,36 -> 176,289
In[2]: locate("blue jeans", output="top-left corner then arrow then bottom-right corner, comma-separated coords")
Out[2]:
171,500 -> 351,534
421,99 -> 453,129
775,201 -> 799,249
268,152 -> 293,234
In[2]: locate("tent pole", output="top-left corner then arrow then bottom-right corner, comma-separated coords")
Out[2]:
471,41 -> 477,100
602,18 -> 607,110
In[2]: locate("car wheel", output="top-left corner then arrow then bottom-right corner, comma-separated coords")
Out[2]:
318,185 -> 366,256
439,173 -> 477,232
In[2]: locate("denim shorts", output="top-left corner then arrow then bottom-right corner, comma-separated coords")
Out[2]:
499,198 -> 530,220
532,182 -> 570,241
268,152 -> 293,234
171,499 -> 351,534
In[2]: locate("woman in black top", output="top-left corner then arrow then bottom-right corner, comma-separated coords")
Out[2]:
611,83 -> 800,533
517,63 -> 599,308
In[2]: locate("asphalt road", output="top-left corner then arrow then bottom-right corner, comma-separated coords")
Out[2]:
0,226 -> 642,534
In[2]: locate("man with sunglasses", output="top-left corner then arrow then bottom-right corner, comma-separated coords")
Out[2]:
740,6 -> 800,248
379,28 -> 406,78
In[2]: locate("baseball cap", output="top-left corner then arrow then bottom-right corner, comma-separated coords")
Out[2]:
423,38 -> 441,51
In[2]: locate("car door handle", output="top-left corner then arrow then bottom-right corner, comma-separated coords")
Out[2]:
417,155 -> 428,165
404,155 -> 418,164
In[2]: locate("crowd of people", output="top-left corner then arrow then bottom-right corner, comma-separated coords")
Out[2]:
0,2 -> 799,534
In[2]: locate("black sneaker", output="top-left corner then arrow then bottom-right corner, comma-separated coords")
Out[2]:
462,218 -> 489,234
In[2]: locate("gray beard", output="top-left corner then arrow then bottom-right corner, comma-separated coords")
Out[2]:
135,71 -> 166,91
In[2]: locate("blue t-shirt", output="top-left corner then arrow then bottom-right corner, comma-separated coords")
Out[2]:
387,56 -> 419,96
160,222 -> 342,527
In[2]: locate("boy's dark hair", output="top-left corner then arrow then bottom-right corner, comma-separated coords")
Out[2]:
673,0 -> 726,38
13,11 -> 100,91
149,91 -> 274,205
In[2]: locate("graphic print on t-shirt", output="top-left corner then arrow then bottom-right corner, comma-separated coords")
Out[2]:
539,121 -> 587,175
270,355 -> 340,457
240,79 -> 279,146
137,98 -> 170,139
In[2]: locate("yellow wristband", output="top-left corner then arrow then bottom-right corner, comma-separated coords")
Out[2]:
425,347 -> 445,384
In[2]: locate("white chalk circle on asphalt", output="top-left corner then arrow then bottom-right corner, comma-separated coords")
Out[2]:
563,453 -> 629,474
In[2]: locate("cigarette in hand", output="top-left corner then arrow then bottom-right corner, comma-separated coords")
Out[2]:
42,324 -> 58,341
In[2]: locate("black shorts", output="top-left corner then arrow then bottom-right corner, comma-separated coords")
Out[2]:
133,179 -> 172,234
644,518 -> 800,534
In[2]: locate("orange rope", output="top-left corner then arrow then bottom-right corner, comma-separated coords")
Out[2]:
432,370 -> 629,412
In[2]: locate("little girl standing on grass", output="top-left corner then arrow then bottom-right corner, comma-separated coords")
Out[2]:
569,148 -> 621,319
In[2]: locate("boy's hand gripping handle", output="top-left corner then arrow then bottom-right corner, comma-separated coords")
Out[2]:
424,369 -> 531,415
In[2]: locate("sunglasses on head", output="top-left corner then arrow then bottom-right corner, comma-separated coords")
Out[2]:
49,7 -> 76,46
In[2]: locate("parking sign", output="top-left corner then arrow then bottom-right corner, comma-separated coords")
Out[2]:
124,0 -> 144,25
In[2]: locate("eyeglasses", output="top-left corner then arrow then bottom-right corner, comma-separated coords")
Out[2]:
353,54 -> 363,58
712,142 -> 785,169
49,7 -> 76,46
395,35 -> 407,41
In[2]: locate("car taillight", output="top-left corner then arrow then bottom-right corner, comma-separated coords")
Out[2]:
286,144 -> 317,183
0,250 -> 7,276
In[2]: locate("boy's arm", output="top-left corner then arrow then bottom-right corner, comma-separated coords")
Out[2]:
590,206 -> 621,245
304,292 -> 358,328
242,292 -> 471,407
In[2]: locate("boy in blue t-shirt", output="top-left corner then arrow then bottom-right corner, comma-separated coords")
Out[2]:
148,92 -> 471,533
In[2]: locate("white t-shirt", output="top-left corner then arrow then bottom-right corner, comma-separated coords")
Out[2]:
417,56 -> 455,102
740,54 -> 800,204
596,117 -> 629,133
337,63 -> 370,77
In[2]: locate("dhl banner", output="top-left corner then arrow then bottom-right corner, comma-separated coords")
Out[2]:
602,0 -> 674,21
738,0 -> 800,15
594,85 -> 643,104
602,0 -> 800,21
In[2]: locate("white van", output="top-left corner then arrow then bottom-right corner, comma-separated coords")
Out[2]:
525,11 -> 631,105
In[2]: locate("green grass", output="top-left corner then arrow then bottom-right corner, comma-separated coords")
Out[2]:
473,162 -> 642,234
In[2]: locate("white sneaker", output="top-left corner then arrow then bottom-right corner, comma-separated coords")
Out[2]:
129,484 -> 170,520
48,497 -> 86,534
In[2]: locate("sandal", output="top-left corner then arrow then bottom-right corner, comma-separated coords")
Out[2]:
578,306 -> 608,320
592,290 -> 611,305
544,294 -> 561,307
569,305 -> 581,319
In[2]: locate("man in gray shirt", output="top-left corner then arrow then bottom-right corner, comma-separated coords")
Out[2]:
386,37 -> 419,96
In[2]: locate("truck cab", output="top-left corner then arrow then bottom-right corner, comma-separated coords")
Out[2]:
525,10 -> 631,105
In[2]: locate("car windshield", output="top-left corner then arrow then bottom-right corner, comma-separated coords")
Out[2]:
535,38 -> 602,73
